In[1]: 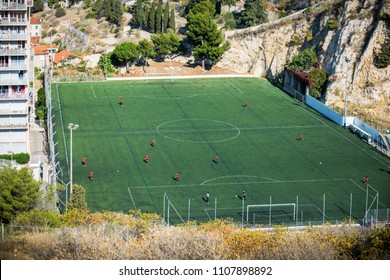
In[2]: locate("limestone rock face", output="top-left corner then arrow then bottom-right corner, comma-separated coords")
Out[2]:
218,0 -> 389,122
62,26 -> 90,53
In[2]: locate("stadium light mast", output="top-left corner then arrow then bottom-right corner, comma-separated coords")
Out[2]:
68,123 -> 79,194
344,57 -> 350,127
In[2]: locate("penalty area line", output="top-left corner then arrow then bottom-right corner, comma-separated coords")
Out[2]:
127,187 -> 137,209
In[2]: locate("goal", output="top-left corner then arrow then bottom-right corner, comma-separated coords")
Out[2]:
246,203 -> 296,222
144,72 -> 174,83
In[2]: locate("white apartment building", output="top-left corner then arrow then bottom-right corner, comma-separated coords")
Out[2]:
0,0 -> 34,155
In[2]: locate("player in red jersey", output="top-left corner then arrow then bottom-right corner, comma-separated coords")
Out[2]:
82,156 -> 87,166
89,171 -> 94,181
175,173 -> 179,181
119,97 -> 123,106
145,154 -> 149,163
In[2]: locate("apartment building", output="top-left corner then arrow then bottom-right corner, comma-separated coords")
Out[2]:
0,0 -> 34,155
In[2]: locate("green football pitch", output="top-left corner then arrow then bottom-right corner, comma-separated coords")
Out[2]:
52,77 -> 390,226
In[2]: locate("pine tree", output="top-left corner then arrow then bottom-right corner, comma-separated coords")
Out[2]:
156,0 -> 163,33
163,1 -> 170,33
149,1 -> 156,33
168,9 -> 176,31
240,0 -> 268,27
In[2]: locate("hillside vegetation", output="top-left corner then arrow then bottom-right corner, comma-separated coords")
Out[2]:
1,209 -> 389,260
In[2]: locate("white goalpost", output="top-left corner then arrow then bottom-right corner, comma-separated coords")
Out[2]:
246,203 -> 296,222
144,72 -> 174,83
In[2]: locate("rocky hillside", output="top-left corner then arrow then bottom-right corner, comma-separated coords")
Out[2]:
218,0 -> 389,127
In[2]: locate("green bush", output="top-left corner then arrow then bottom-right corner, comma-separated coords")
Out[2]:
326,16 -> 339,30
373,38 -> 390,68
15,209 -> 62,228
306,30 -> 313,42
55,7 -> 66,18
308,68 -> 327,99
224,13 -> 237,30
379,12 -> 390,21
0,153 -> 30,164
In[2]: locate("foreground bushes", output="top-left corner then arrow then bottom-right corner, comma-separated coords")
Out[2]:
1,210 -> 389,260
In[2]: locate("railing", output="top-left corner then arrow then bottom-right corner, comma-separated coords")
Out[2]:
0,34 -> 27,40
0,19 -> 27,25
0,64 -> 27,70
0,48 -> 27,55
0,123 -> 28,129
0,3 -> 27,10
0,109 -> 28,114
0,93 -> 28,99
0,79 -> 28,85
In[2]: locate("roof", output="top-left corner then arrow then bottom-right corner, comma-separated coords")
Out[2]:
54,50 -> 83,63
32,44 -> 59,55
30,36 -> 40,45
289,69 -> 313,88
30,17 -> 41,25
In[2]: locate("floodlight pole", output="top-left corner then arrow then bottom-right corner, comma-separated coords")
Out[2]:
349,193 -> 353,225
344,57 -> 350,127
68,123 -> 79,195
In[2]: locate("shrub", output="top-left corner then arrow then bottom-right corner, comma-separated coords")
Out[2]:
306,30 -> 313,42
379,13 -> 390,21
224,13 -> 237,30
373,38 -> 390,68
308,68 -> 327,99
0,153 -> 30,164
15,209 -> 62,228
55,7 -> 66,18
326,16 -> 339,30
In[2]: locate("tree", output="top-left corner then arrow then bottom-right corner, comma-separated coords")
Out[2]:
308,68 -> 327,99
186,0 -> 229,68
138,39 -> 156,67
32,0 -> 44,13
240,0 -> 268,27
163,1 -> 170,33
168,9 -> 176,31
98,52 -> 116,75
134,0 -> 145,28
111,0 -> 123,26
55,7 -> 66,18
156,0 -> 163,33
287,48 -> 318,72
151,31 -> 180,60
149,1 -> 157,33
113,42 -> 140,72
67,184 -> 88,211
0,166 -> 41,224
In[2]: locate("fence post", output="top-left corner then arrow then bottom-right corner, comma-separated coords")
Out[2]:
1,223 -> 4,243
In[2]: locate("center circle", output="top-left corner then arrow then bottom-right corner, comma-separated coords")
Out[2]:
156,119 -> 240,143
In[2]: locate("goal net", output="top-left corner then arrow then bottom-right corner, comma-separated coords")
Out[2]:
247,203 -> 296,225
144,72 -> 174,83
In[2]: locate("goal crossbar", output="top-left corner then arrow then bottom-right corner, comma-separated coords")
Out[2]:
247,203 -> 296,221
145,72 -> 174,83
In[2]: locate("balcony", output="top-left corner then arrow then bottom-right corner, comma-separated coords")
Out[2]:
0,109 -> 27,115
0,33 -> 27,40
0,48 -> 27,55
0,19 -> 27,26
0,3 -> 27,11
0,64 -> 28,71
0,93 -> 28,99
0,123 -> 28,130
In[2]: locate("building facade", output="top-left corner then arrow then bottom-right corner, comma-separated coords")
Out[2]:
0,0 -> 34,155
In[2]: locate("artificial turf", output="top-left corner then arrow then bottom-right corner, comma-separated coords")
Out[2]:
52,77 -> 390,226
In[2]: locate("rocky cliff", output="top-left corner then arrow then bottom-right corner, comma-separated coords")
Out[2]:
218,0 -> 389,125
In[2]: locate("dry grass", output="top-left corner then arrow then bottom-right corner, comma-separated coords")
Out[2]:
2,222 -> 388,260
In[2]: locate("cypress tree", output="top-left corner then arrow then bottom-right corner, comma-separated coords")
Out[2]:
149,1 -> 156,33
156,0 -> 163,33
168,8 -> 176,31
163,1 -> 170,33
